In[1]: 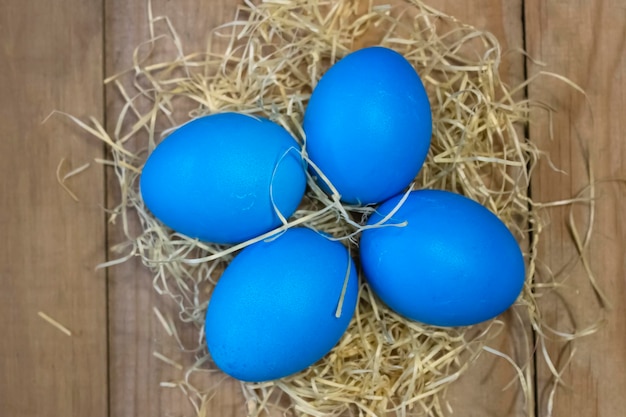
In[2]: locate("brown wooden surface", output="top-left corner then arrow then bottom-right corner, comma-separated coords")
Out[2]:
1,0 -> 624,416
526,1 -> 626,416
0,0 -> 108,416
434,3 -> 531,416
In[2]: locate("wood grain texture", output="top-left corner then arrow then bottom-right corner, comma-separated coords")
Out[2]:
0,0 -> 107,416
104,1 -> 242,416
526,1 -> 626,416
426,2 -> 531,416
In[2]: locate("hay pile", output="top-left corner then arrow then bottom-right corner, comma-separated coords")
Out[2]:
69,0 -> 605,415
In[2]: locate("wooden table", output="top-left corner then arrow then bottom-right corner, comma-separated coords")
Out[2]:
1,0 -> 624,416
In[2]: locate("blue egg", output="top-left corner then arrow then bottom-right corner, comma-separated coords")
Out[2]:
303,46 -> 432,205
205,228 -> 359,382
359,190 -> 525,327
140,113 -> 306,244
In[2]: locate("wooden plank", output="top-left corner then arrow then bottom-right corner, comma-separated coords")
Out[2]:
427,2 -> 532,416
430,0 -> 525,86
525,1 -> 626,416
0,0 -> 107,417
104,1 -> 242,416
102,0 -> 536,416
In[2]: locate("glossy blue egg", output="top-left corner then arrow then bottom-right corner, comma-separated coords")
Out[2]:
205,228 -> 359,382
303,46 -> 432,205
359,190 -> 525,326
140,113 -> 306,244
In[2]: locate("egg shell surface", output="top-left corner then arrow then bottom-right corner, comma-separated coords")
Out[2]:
359,190 -> 525,327
140,113 -> 306,244
303,46 -> 432,205
205,227 -> 359,382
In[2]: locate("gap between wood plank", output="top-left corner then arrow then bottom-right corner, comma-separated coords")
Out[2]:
102,0 -> 112,414
519,1 -> 541,416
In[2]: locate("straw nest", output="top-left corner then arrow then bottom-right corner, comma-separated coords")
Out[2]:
67,0 -> 607,416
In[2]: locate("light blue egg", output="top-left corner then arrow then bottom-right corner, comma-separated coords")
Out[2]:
360,190 -> 525,327
205,228 -> 359,382
140,113 -> 306,244
303,46 -> 432,205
